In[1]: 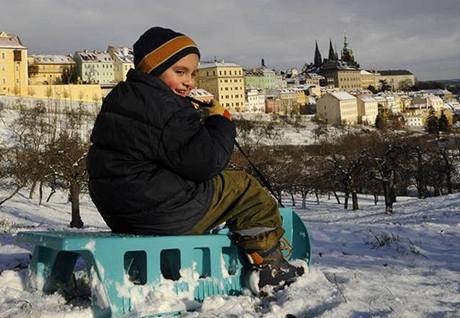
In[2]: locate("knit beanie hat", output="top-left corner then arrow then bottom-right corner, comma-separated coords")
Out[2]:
133,27 -> 200,76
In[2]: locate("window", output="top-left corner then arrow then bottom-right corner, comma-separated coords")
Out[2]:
1,53 -> 5,59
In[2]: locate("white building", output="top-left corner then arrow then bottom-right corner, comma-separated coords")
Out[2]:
107,46 -> 134,82
356,95 -> 379,125
317,91 -> 358,125
73,50 -> 114,84
245,89 -> 266,113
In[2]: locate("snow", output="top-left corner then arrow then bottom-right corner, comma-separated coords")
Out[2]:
0,189 -> 459,317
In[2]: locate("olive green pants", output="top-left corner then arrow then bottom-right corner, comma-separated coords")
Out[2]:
187,170 -> 284,252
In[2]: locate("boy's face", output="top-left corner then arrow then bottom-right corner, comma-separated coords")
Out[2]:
158,53 -> 199,97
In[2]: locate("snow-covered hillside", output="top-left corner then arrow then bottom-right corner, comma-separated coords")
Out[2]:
0,190 -> 459,317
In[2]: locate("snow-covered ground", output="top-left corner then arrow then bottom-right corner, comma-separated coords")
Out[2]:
0,189 -> 459,317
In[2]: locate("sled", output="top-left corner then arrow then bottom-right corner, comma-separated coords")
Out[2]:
16,207 -> 311,317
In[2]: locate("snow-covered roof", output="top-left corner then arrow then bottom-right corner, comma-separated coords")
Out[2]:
199,61 -> 241,69
0,32 -> 26,49
357,95 -> 377,102
329,91 -> 356,101
75,50 -> 113,63
30,54 -> 75,64
107,46 -> 134,63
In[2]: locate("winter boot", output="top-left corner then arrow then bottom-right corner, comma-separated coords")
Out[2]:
245,244 -> 305,294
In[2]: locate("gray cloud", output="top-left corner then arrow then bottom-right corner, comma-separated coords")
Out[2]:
1,0 -> 459,80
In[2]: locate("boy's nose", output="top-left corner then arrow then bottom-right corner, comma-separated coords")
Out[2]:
183,75 -> 193,87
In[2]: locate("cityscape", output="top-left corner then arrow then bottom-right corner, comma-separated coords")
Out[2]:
1,30 -> 459,131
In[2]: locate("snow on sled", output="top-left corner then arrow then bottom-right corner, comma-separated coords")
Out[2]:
16,207 -> 311,317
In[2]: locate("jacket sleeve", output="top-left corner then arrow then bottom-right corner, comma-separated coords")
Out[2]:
157,106 -> 236,182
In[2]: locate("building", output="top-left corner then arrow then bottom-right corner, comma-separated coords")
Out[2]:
316,91 -> 358,125
279,88 -> 304,115
0,31 -> 28,95
107,46 -> 134,82
28,54 -> 76,85
307,37 -> 362,90
378,70 -> 415,91
374,93 -> 401,114
303,72 -> 323,86
245,89 -> 266,113
360,70 -> 381,89
356,95 -> 379,125
73,50 -> 115,84
413,94 -> 445,112
245,59 -> 284,92
197,61 -> 245,112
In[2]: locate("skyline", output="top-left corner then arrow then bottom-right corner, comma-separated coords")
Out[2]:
1,0 -> 459,81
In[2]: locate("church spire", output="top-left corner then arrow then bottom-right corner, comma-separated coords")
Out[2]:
314,41 -> 322,66
328,39 -> 336,60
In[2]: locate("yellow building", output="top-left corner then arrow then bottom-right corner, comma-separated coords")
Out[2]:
107,46 -> 134,82
360,70 -> 381,89
0,32 -> 28,95
28,54 -> 76,85
197,61 -> 245,112
378,70 -> 415,91
317,91 -> 358,125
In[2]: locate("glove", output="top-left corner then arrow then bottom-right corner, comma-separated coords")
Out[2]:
207,99 -> 232,120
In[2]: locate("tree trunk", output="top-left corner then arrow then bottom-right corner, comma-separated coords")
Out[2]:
46,187 -> 56,202
301,192 -> 307,209
38,181 -> 43,205
315,191 -> 320,204
0,185 -> 23,206
69,181 -> 83,228
373,193 -> 378,205
344,191 -> 349,210
333,191 -> 341,204
383,181 -> 393,214
290,192 -> 295,206
352,191 -> 359,210
29,181 -> 37,199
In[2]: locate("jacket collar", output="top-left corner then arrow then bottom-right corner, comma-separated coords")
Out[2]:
126,68 -> 170,91
126,68 -> 192,107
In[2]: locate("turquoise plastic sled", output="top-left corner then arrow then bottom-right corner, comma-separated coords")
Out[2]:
16,207 -> 311,317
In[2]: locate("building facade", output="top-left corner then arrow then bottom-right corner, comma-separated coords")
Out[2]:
378,70 -> 415,91
305,37 -> 361,91
360,70 -> 381,89
0,32 -> 28,95
356,95 -> 379,125
73,50 -> 115,84
107,46 -> 134,82
316,91 -> 358,125
245,89 -> 266,113
28,54 -> 76,85
197,61 -> 245,112
245,66 -> 284,92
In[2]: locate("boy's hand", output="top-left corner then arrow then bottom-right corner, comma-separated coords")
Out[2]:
207,99 -> 232,120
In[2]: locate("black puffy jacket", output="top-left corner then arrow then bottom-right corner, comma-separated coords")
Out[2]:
87,69 -> 236,234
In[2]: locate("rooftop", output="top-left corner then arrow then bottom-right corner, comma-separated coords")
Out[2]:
30,54 -> 75,64
329,91 -> 356,100
75,50 -> 113,63
107,46 -> 134,64
378,70 -> 413,76
199,61 -> 241,69
0,32 -> 25,49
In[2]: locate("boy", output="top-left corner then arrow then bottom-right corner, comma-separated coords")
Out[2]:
87,27 -> 303,293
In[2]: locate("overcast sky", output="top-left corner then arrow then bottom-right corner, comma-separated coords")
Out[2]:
1,0 -> 459,80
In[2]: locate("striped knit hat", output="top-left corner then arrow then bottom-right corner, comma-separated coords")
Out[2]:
133,27 -> 200,76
